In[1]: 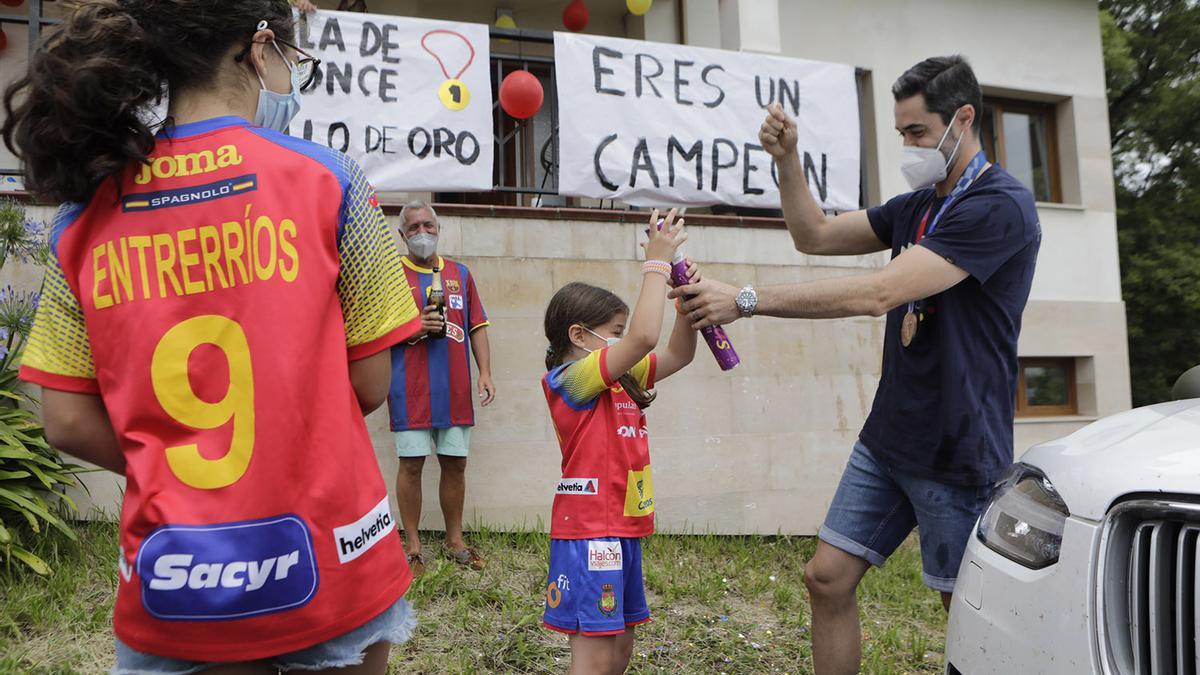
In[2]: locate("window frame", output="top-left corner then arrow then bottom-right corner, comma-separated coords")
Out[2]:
979,97 -> 1062,204
1016,357 -> 1077,417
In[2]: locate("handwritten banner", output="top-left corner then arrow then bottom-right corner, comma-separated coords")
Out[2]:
554,33 -> 860,210
292,11 -> 493,191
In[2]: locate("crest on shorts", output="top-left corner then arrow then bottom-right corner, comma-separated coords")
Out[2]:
597,583 -> 617,616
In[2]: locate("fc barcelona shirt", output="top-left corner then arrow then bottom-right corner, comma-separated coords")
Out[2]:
19,116 -> 420,661
387,255 -> 489,431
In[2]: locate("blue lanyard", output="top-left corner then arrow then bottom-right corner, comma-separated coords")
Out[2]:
906,151 -> 989,318
925,150 -> 988,238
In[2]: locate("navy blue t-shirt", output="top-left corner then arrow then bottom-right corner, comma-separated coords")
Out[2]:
861,165 -> 1041,486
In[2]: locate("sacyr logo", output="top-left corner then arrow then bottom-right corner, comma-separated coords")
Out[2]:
136,514 -> 318,621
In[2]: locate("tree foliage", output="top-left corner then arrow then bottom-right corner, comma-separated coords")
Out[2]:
1101,0 -> 1200,405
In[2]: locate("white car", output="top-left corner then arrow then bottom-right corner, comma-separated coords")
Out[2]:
945,396 -> 1200,675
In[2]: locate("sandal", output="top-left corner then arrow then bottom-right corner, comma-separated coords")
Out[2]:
447,546 -> 486,571
407,551 -> 426,578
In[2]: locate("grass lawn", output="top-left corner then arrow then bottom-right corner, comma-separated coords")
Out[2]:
0,522 -> 948,673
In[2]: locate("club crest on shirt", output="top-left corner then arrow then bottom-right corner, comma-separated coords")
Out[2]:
445,279 -> 461,293
597,583 -> 617,616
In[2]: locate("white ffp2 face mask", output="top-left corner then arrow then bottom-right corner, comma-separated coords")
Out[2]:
406,233 -> 438,259
900,110 -> 967,190
582,326 -> 620,352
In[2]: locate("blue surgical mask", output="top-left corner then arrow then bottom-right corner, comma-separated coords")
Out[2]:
254,41 -> 302,133
583,327 -> 621,351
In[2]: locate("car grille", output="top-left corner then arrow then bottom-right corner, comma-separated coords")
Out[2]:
1098,500 -> 1200,675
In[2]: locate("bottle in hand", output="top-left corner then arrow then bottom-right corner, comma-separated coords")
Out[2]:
427,266 -> 448,340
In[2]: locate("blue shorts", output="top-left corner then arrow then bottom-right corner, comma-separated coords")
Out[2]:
111,596 -> 415,674
819,441 -> 993,593
542,537 -> 650,636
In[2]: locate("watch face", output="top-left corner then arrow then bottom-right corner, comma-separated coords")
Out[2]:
736,288 -> 754,314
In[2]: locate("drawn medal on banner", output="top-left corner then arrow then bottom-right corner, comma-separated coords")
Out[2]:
422,29 -> 475,111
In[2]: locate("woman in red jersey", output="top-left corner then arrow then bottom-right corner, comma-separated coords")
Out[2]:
540,209 -> 701,674
3,1 -> 422,672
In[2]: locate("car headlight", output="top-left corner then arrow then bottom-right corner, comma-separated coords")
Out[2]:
976,463 -> 1069,569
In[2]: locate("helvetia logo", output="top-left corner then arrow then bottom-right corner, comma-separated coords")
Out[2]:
556,478 -> 599,495
333,496 -> 396,565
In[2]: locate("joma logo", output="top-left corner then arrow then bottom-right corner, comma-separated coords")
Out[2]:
135,145 -> 244,185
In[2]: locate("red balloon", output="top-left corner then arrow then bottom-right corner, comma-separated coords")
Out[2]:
563,0 -> 589,32
499,70 -> 544,120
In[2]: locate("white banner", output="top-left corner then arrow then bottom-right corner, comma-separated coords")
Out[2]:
292,11 -> 493,191
554,33 -> 860,211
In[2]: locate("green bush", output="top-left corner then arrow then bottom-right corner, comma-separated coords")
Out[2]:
0,199 -> 85,576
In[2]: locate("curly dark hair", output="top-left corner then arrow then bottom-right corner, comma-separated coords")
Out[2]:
2,0 -> 296,204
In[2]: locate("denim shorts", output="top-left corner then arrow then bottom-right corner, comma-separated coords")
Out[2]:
819,441 -> 993,593
111,596 -> 415,674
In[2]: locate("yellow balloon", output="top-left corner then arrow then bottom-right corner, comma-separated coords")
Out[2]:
627,0 -> 652,16
494,14 -> 516,30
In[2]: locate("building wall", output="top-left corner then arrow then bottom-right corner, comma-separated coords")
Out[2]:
0,0 -> 1130,534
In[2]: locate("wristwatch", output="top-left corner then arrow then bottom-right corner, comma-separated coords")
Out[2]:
735,285 -> 758,318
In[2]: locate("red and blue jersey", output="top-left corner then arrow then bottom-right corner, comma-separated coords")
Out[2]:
387,256 -> 489,430
19,116 -> 420,662
542,349 -> 657,539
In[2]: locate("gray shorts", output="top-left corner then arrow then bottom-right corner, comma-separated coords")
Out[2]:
111,596 -> 415,674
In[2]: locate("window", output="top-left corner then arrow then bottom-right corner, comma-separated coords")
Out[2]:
1016,358 -> 1077,416
979,98 -> 1061,203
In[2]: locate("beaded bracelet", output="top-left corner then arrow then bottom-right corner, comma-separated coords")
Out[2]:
642,260 -> 672,279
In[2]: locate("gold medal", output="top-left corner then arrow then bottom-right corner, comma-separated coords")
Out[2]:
901,310 -> 919,348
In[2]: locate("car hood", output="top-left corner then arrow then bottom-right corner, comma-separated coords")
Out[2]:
1021,399 -> 1200,521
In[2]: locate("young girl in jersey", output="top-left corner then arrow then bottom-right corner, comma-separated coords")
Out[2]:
5,1 -> 420,672
541,208 -> 699,674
